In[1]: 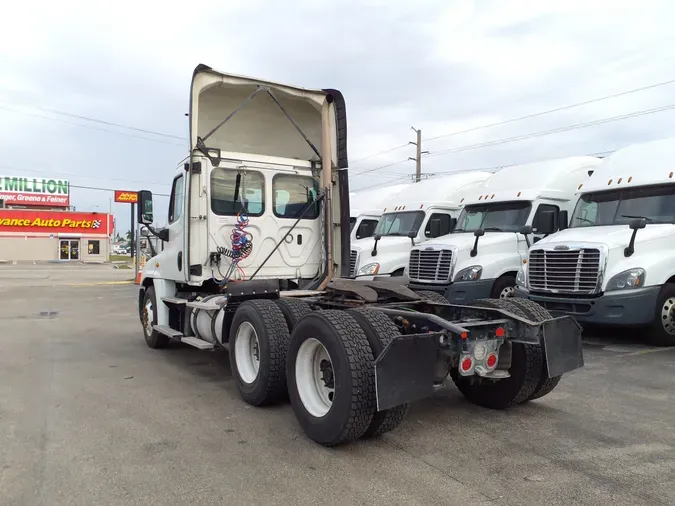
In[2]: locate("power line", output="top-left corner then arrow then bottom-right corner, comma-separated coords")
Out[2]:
351,102 -> 675,178
68,182 -> 170,197
0,106 -> 187,147
0,99 -> 185,140
349,75 -> 675,167
0,165 -> 171,188
427,102 -> 675,159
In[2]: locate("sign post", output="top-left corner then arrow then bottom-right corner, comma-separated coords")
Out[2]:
114,191 -> 139,279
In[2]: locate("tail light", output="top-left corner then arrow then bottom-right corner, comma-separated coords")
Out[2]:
460,355 -> 474,375
486,353 -> 498,370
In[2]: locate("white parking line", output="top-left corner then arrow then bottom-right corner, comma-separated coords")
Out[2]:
12,260 -> 17,266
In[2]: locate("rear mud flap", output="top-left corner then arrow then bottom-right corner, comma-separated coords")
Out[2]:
540,316 -> 584,378
373,333 -> 440,411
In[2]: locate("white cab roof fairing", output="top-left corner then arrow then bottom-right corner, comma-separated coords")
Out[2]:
189,64 -> 342,165
462,156 -> 601,206
579,137 -> 675,193
350,183 -> 411,217
382,171 -> 493,211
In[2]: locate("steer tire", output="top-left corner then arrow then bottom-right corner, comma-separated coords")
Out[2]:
141,287 -> 169,349
229,300 -> 290,407
414,290 -> 449,304
507,298 -> 563,401
647,283 -> 675,347
275,298 -> 313,332
287,311 -> 376,446
347,308 -> 409,438
451,298 -> 543,409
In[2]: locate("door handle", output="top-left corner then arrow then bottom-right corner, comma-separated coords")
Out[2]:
177,251 -> 182,271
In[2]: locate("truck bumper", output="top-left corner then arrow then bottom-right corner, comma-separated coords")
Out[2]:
514,286 -> 660,326
408,278 -> 495,303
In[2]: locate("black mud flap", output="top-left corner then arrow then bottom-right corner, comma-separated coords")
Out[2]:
540,315 -> 584,378
373,333 -> 440,411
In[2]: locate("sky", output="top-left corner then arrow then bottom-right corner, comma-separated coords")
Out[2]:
2,0 -> 675,234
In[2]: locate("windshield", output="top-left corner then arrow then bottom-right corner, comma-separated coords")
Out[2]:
455,201 -> 531,233
374,211 -> 425,237
571,184 -> 675,227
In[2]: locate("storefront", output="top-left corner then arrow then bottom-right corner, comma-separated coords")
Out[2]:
0,210 -> 113,261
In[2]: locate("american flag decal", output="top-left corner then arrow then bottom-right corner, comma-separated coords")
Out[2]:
92,220 -> 102,229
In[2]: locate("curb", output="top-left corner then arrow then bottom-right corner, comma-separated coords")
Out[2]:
66,280 -> 136,287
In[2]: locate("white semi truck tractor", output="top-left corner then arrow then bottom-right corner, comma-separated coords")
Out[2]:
136,64 -> 585,446
516,138 -> 675,346
349,183 -> 410,243
349,171 -> 492,279
406,156 -> 601,302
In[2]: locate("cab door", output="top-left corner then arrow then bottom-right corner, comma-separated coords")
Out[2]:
158,169 -> 187,282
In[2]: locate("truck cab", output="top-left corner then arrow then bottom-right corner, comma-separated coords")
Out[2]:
349,183 -> 410,244
406,157 -> 600,302
516,138 -> 675,345
349,171 -> 492,279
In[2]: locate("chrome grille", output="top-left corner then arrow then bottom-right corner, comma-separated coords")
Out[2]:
408,249 -> 453,282
528,248 -> 601,294
349,250 -> 358,277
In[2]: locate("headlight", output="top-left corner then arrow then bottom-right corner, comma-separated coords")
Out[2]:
606,268 -> 645,291
358,262 -> 380,276
516,267 -> 526,287
454,265 -> 482,282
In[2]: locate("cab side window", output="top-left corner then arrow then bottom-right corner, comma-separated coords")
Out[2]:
168,175 -> 184,224
532,204 -> 559,234
424,213 -> 453,238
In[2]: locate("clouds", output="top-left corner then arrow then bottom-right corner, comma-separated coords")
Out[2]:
1,0 -> 675,230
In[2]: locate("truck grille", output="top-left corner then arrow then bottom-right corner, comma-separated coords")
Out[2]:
408,249 -> 453,282
349,250 -> 358,277
528,248 -> 601,294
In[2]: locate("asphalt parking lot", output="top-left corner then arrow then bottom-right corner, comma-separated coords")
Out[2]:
1,264 -> 674,505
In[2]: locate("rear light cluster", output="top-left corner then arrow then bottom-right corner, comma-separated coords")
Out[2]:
458,339 -> 502,377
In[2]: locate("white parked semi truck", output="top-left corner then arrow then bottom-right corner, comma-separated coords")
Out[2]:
406,156 -> 601,302
515,138 -> 675,346
349,171 -> 492,279
349,183 -> 410,243
136,64 -> 585,446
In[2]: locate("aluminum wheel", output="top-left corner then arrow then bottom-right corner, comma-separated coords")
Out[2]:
295,338 -> 334,417
234,322 -> 261,384
143,299 -> 154,336
661,298 -> 675,335
499,286 -> 516,298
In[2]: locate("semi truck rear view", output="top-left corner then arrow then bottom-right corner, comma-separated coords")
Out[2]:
135,64 -> 585,446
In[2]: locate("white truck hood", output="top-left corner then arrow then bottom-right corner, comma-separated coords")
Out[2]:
423,232 -> 519,252
534,224 -> 675,249
351,236 -> 414,275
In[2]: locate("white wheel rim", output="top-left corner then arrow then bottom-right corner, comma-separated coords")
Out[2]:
295,338 -> 334,418
661,297 -> 675,335
500,286 -> 515,298
143,299 -> 154,336
234,322 -> 260,383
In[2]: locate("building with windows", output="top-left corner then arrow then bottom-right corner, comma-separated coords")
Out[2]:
0,174 -> 113,262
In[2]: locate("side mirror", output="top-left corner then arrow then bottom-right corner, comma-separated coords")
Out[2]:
630,218 -> 647,230
407,231 -> 416,239
558,210 -> 569,231
519,225 -> 532,235
137,190 -> 154,225
473,229 -> 485,237
429,219 -> 442,238
158,228 -> 170,242
449,217 -> 457,232
356,222 -> 369,239
534,210 -> 556,235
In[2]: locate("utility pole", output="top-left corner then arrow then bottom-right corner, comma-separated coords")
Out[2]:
409,126 -> 429,182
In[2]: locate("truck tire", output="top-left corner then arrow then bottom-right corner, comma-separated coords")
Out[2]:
451,298 -> 542,409
506,298 -> 562,401
287,311 -> 376,446
648,283 -> 675,346
414,290 -> 448,303
346,308 -> 409,438
229,300 -> 291,406
275,298 -> 313,332
490,274 -> 516,299
141,286 -> 169,349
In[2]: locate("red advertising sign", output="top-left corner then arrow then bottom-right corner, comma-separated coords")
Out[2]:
114,191 -> 138,203
0,176 -> 70,208
0,210 -> 111,235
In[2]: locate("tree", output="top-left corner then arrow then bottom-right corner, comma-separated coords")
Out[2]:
126,230 -> 132,242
